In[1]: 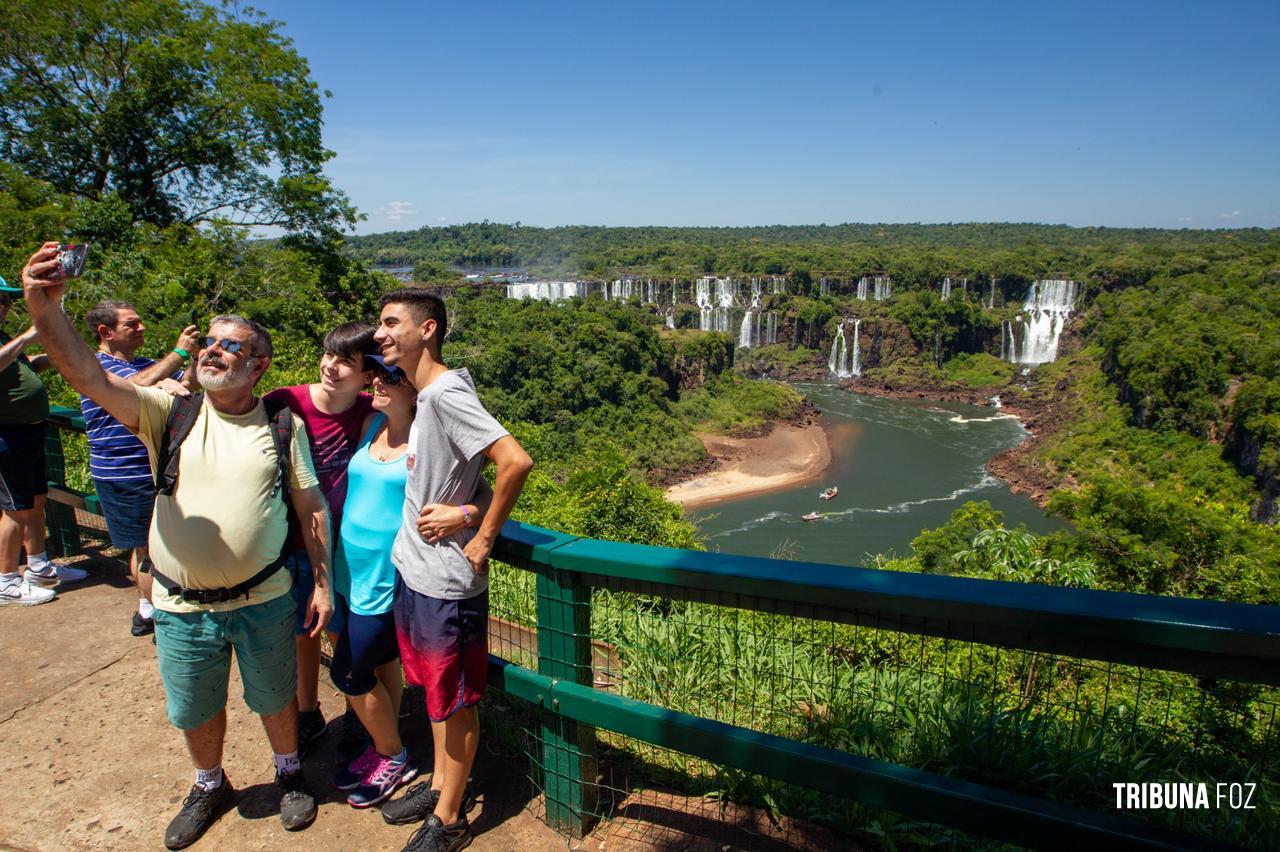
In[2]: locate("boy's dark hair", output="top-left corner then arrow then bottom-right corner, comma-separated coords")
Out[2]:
85,300 -> 134,340
322,321 -> 377,361
380,288 -> 447,346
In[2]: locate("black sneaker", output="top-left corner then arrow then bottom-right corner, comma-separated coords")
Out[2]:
403,813 -> 473,852
275,769 -> 317,831
164,779 -> 235,850
383,779 -> 478,826
297,706 -> 326,759
336,711 -> 371,765
131,610 -> 154,636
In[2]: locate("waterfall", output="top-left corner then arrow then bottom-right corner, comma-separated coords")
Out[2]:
766,312 -> 778,344
1014,279 -> 1077,365
738,289 -> 763,348
828,324 -> 846,376
827,318 -> 860,379
696,278 -> 713,331
941,277 -> 951,301
771,276 -> 785,295
738,309 -> 753,348
857,277 -> 868,300
665,310 -> 675,329
988,277 -> 996,310
874,276 -> 892,300
672,278 -> 679,305
715,277 -> 737,333
608,278 -> 638,301
506,281 -> 582,301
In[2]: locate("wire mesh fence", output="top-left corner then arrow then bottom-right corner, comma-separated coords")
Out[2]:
487,560 -> 1279,849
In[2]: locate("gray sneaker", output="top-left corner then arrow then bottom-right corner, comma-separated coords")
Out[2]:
275,769 -> 316,831
383,778 -> 477,825
164,780 -> 235,850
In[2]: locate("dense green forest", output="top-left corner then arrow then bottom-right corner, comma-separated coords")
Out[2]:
346,219 -> 1280,607
2,2 -> 1277,847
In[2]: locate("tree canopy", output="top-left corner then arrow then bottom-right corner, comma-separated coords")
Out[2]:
0,0 -> 356,235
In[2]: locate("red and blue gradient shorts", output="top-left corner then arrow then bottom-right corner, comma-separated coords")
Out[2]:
394,584 -> 488,722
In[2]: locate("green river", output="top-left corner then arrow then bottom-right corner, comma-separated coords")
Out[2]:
688,383 -> 1068,566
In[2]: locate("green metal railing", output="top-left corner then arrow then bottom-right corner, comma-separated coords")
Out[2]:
43,411 -> 1280,850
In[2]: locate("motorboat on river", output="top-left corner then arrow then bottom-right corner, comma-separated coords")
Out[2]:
819,486 -> 838,500
802,511 -> 822,522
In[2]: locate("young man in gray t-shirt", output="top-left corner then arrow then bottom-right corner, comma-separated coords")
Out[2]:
373,289 -> 532,849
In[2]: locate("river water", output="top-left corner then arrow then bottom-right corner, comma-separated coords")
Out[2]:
688,383 -> 1067,566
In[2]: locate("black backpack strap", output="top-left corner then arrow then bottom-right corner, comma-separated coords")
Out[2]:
261,396 -> 294,503
154,392 -> 204,496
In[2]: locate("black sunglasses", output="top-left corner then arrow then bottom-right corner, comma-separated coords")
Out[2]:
199,336 -> 248,355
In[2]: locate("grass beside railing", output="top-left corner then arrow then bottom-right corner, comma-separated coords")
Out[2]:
485,544 -> 1279,849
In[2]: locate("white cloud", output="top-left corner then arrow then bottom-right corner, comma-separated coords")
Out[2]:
377,200 -> 417,222
1177,216 -> 1193,222
1218,210 -> 1241,219
437,216 -> 448,221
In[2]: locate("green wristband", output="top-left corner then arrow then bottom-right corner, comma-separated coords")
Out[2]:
172,347 -> 190,360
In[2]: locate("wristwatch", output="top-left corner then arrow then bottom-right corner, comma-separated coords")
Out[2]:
461,506 -> 473,527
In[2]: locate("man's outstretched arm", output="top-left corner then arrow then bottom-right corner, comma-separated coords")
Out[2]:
22,242 -> 141,431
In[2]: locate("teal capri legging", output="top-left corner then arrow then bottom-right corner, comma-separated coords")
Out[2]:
153,592 -> 297,730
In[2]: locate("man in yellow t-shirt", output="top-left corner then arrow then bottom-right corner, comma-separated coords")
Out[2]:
22,242 -> 333,850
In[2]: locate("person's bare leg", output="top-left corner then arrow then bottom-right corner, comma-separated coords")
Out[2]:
260,697 -> 300,755
432,707 -> 478,824
295,633 -> 320,713
0,508 -> 26,573
430,718 -> 446,790
183,709 -> 227,770
21,494 -> 46,556
347,678 -> 402,757
381,660 -> 404,722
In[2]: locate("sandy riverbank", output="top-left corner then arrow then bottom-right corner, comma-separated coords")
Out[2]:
665,420 -> 833,510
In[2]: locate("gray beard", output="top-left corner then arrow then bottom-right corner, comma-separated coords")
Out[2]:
197,360 -> 251,391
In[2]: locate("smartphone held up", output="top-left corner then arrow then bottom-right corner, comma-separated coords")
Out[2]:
55,244 -> 89,279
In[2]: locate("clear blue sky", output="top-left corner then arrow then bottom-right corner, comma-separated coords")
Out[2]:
248,0 -> 1279,233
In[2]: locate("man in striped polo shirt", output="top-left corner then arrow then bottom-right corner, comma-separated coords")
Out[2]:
81,300 -> 200,635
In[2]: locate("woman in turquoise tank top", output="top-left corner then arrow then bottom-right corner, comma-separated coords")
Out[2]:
328,357 -> 489,808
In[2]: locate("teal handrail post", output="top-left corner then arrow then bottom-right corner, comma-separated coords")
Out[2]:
42,407 -> 82,558
534,564 -> 599,837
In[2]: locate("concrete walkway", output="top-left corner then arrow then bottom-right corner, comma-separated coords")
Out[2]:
0,553 -> 570,851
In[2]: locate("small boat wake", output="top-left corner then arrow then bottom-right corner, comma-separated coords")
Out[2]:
822,473 -> 1003,518
948,412 -> 1020,425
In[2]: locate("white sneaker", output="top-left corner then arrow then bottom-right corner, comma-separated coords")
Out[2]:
24,562 -> 89,587
0,580 -> 57,606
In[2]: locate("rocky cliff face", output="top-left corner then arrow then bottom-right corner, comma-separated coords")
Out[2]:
1227,428 -> 1279,524
861,319 -> 920,369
